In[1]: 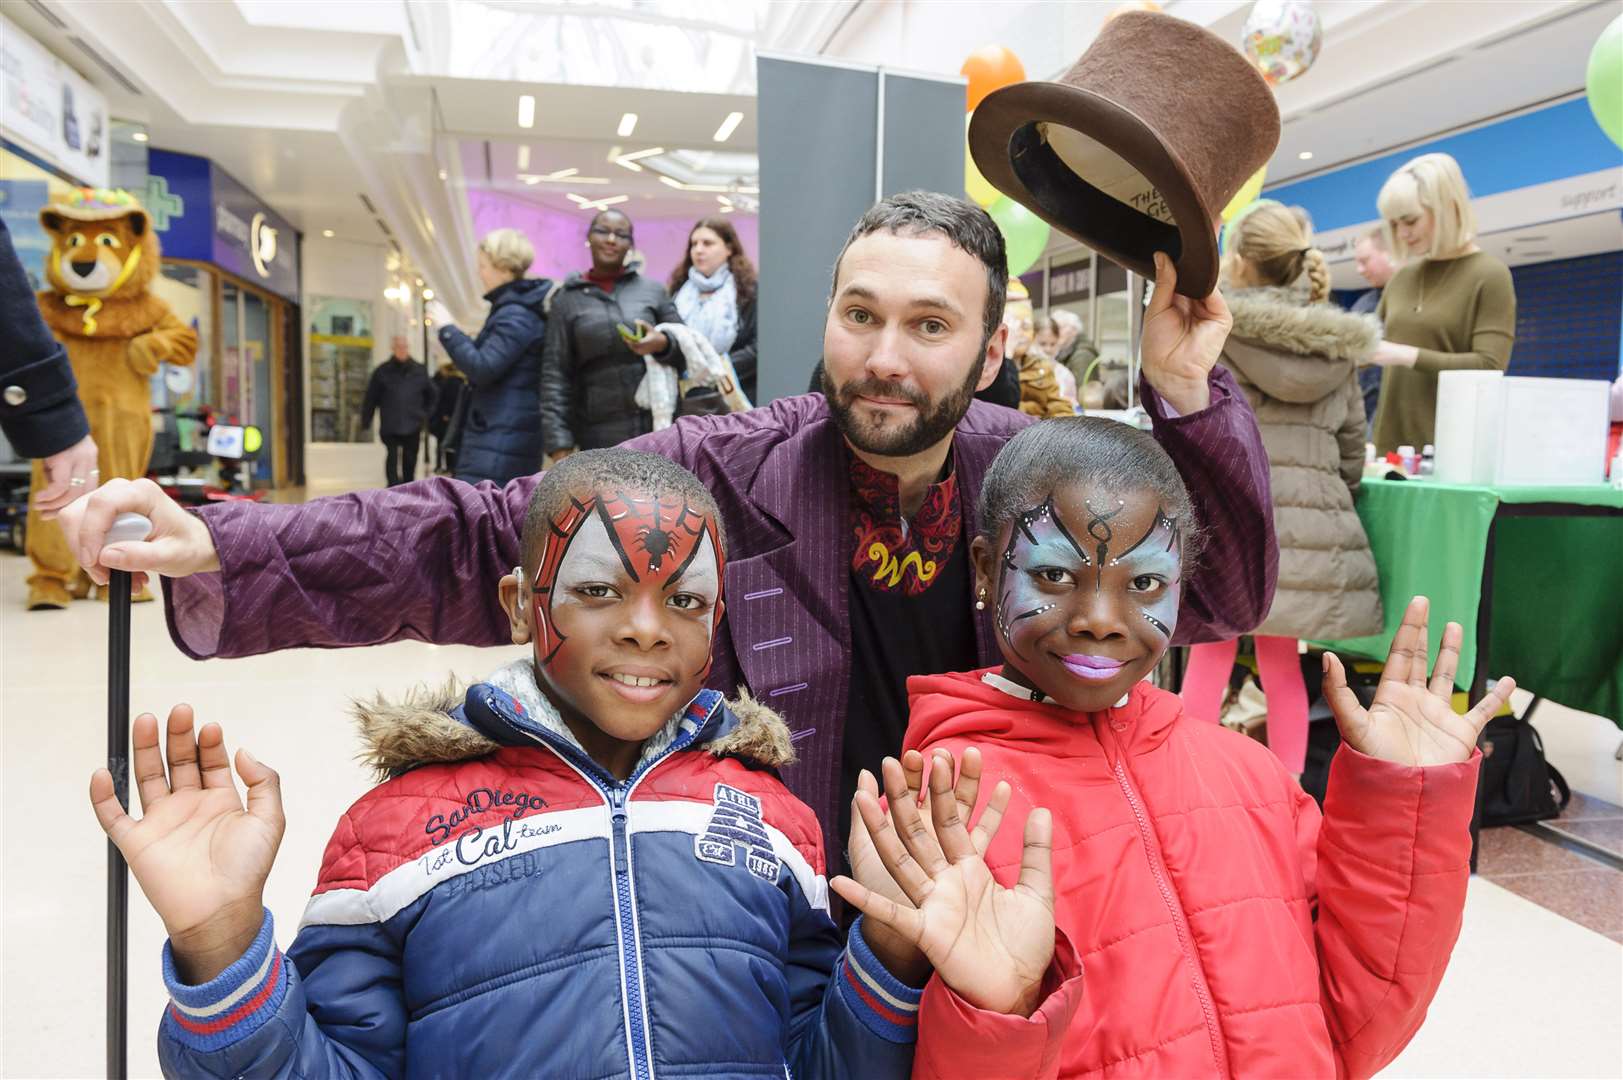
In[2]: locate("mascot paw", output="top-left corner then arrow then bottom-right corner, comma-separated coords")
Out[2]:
26,581 -> 73,610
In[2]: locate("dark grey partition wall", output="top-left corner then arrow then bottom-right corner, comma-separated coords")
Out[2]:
756,55 -> 965,404
880,73 -> 967,199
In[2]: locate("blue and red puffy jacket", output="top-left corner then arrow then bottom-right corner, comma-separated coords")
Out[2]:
155,674 -> 922,1078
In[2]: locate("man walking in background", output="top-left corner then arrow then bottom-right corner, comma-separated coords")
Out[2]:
362,335 -> 437,486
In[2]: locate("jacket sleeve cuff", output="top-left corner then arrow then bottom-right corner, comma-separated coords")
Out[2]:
837,917 -> 923,1044
1137,367 -> 1233,424
1323,745 -> 1482,873
913,930 -> 1084,1080
0,350 -> 91,458
160,909 -> 288,1052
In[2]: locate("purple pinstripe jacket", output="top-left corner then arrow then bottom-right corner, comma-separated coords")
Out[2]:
165,374 -> 1275,851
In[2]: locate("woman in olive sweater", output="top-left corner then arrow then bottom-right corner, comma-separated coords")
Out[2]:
1366,153 -> 1516,453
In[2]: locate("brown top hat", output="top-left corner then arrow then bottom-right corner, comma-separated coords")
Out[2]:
969,11 -> 1279,297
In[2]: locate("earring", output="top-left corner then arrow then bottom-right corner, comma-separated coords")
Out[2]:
975,588 -> 987,612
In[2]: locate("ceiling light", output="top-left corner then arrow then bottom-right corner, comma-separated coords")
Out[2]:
518,94 -> 535,128
415,277 -> 424,287
422,288 -> 434,300
658,176 -> 684,189
614,158 -> 643,172
544,168 -> 577,180
583,194 -> 630,211
717,195 -> 733,206
566,193 -> 591,206
713,111 -> 744,143
523,175 -> 541,186
1297,150 -> 1314,161
131,131 -> 149,143
321,229 -> 335,238
618,146 -> 664,162
617,113 -> 638,137
438,168 -> 448,181
517,145 -> 530,170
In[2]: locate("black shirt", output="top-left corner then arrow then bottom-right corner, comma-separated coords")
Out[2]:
836,450 -> 979,865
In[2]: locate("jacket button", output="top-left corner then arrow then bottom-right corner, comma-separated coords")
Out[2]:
2,385 -> 25,407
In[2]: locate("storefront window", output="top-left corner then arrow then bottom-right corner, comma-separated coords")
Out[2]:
152,262 -> 215,453
307,295 -> 377,443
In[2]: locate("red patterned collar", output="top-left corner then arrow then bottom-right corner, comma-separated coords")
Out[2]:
845,449 -> 962,595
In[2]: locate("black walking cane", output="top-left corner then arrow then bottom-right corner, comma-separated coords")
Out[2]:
104,511 -> 151,1080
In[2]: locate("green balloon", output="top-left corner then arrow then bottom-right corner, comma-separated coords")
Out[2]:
988,196 -> 1051,277
1589,14 -> 1623,150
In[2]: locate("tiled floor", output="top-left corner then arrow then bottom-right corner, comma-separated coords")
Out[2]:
2,518 -> 1621,1077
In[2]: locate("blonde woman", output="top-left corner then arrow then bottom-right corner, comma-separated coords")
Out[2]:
1368,153 -> 1515,452
427,228 -> 553,485
1181,201 -> 1382,776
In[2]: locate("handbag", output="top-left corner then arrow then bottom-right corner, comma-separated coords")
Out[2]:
1478,713 -> 1571,826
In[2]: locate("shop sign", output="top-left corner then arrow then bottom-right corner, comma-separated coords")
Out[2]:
0,14 -> 110,188
147,149 -> 300,302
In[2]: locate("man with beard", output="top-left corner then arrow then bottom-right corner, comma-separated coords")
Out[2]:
58,192 -> 1275,864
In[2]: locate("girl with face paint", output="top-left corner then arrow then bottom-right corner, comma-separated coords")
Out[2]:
832,419 -> 1517,1077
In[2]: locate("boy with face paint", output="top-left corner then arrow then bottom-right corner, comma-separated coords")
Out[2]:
831,419 -> 1519,1079
95,450 -> 1030,1079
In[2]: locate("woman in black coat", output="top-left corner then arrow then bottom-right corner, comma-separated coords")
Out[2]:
428,229 -> 550,485
540,210 -> 682,455
667,215 -> 757,404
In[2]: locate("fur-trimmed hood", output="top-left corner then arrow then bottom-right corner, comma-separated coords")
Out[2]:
353,660 -> 794,779
1221,285 -> 1380,405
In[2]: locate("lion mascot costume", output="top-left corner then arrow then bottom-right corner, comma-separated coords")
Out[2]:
26,188 -> 198,609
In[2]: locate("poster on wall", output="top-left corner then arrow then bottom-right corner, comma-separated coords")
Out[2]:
0,14 -> 111,188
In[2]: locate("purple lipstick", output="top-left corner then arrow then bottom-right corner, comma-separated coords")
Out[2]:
1061,654 -> 1126,682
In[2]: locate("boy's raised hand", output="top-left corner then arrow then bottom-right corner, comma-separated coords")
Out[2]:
1323,596 -> 1517,767
89,705 -> 285,982
832,748 -> 1055,1018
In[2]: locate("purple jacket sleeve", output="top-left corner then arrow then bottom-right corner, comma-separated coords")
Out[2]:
164,476 -> 538,658
163,422 -> 714,659
1140,366 -> 1277,644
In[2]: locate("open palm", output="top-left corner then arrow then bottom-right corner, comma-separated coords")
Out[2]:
833,748 -> 1055,1017
90,705 -> 284,942
1324,596 -> 1516,767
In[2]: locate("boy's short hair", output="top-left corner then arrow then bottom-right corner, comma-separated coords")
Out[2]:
978,417 -> 1203,573
522,449 -> 727,576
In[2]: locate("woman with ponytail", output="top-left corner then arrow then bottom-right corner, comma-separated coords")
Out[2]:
1181,201 -> 1383,777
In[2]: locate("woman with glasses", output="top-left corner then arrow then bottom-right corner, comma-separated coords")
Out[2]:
540,209 -> 683,456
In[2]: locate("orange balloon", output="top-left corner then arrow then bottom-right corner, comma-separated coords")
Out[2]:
960,45 -> 1026,111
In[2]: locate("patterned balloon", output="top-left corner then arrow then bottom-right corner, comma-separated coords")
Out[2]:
1241,0 -> 1322,87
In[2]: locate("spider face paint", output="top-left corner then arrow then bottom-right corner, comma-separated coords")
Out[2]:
527,488 -> 724,745
983,482 -> 1182,712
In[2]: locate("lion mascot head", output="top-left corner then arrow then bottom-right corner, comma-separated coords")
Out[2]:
39,187 -> 163,336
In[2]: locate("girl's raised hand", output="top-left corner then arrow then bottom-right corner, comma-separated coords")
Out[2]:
832,747 -> 1055,1017
1323,596 -> 1516,767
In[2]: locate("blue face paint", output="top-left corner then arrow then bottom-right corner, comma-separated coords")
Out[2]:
988,485 -> 1185,711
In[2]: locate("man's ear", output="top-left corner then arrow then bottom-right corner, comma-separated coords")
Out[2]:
977,322 -> 1008,392
498,571 -> 531,645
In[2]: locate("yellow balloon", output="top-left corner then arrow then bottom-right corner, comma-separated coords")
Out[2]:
1220,166 -> 1268,223
243,425 -> 264,454
965,114 -> 1001,207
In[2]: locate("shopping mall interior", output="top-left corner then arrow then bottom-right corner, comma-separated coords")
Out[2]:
2,1 -> 1621,1076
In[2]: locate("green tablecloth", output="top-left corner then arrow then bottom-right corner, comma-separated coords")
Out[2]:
1311,478 -> 1623,723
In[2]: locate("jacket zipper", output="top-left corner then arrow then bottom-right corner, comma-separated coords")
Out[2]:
493,692 -> 719,1080
1108,739 -> 1231,1077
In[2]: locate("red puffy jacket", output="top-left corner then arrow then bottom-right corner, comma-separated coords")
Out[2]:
904,671 -> 1480,1080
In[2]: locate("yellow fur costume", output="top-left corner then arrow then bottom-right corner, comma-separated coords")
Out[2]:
26,189 -> 198,609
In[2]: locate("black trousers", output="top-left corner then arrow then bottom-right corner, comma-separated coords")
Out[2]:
382,432 -> 420,486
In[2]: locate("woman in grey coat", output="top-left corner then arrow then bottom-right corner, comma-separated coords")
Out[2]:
1181,201 -> 1382,776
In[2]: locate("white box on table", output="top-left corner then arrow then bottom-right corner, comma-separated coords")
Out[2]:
1434,370 -> 1504,485
1433,373 -> 1610,486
